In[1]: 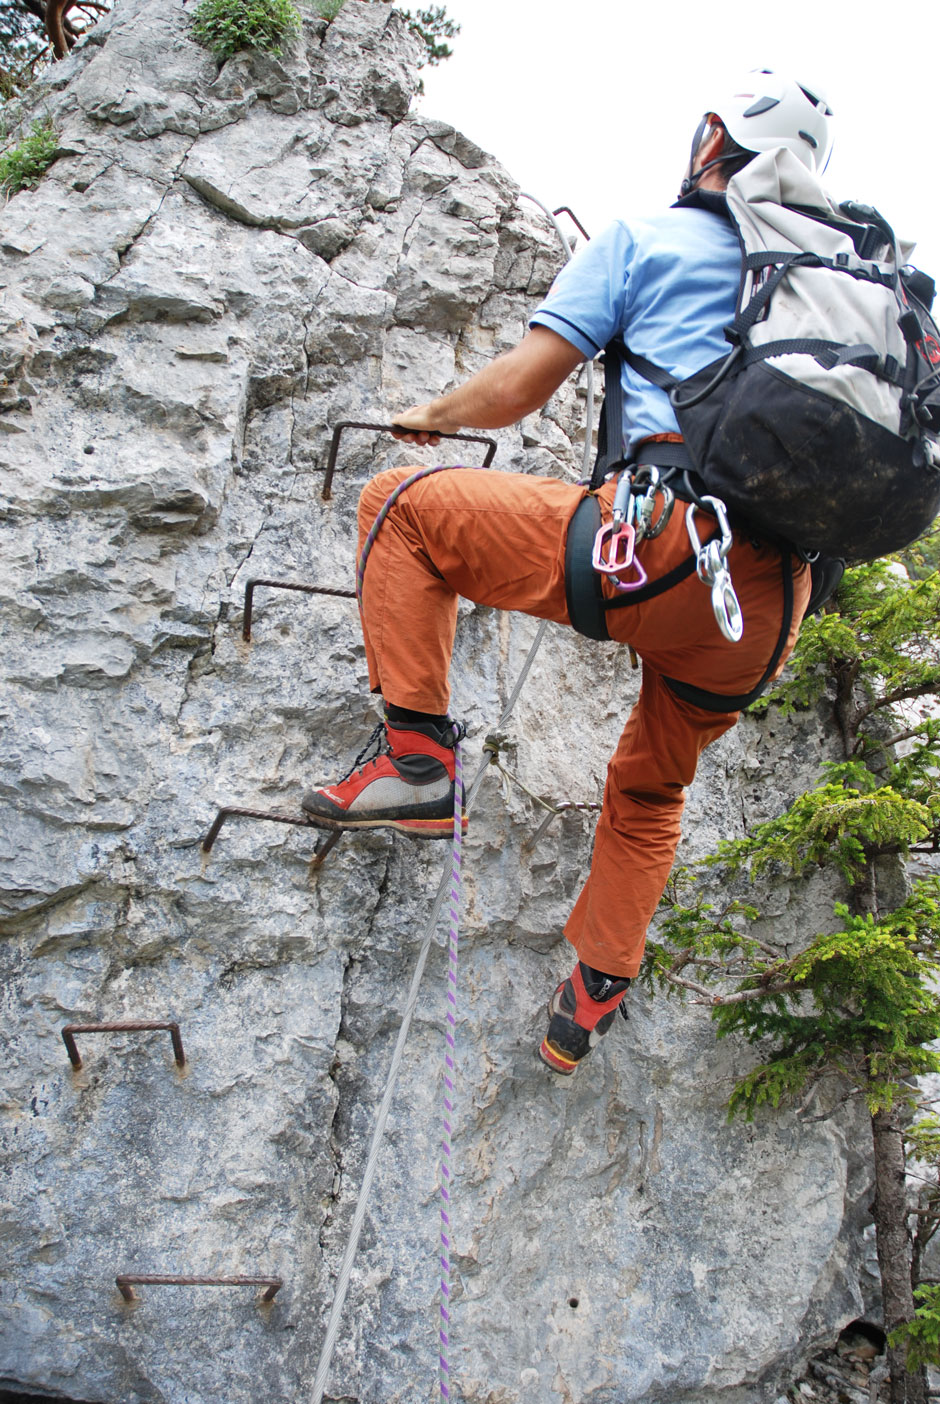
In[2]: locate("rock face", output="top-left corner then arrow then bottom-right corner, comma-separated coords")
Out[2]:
0,5 -> 873,1401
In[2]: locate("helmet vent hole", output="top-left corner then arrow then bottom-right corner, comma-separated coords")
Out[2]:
743,96 -> 780,118
798,129 -> 819,149
798,84 -> 833,115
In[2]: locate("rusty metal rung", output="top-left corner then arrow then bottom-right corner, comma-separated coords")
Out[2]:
116,1274 -> 282,1304
522,800 -> 602,854
62,1021 -> 185,1072
200,806 -> 343,868
242,577 -> 356,642
322,421 -> 497,501
552,206 -> 590,242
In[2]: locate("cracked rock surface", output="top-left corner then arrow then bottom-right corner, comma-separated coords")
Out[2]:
0,4 -> 875,1401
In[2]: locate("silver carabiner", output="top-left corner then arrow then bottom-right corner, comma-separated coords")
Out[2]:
685,498 -> 744,643
708,560 -> 744,642
686,494 -> 734,562
633,465 -> 675,541
610,470 -> 634,530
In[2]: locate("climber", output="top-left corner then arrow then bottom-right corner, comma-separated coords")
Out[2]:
303,71 -> 830,1075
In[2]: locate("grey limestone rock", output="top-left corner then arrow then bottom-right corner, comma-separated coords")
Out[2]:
0,3 -> 873,1401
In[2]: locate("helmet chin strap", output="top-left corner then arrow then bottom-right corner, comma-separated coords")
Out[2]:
679,115 -> 709,197
678,117 -> 742,197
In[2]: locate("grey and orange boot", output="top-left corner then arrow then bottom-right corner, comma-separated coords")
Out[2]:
538,962 -> 630,1075
301,714 -> 466,839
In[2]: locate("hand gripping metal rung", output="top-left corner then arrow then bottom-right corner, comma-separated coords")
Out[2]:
685,497 -> 744,643
322,422 -> 498,501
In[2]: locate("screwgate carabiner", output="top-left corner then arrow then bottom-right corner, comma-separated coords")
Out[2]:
685,497 -> 744,643
610,469 -> 634,530
592,471 -> 647,591
633,466 -> 675,541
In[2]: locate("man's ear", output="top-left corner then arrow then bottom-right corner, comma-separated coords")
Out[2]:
698,119 -> 726,162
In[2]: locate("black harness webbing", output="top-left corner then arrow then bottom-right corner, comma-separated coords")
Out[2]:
602,546 -> 701,610
565,495 -> 611,642
661,549 -> 795,713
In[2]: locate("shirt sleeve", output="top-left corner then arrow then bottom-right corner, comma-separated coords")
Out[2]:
529,220 -> 635,359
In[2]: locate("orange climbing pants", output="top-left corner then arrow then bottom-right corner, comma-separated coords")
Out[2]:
357,466 -> 810,979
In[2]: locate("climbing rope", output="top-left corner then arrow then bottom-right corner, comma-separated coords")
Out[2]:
520,190 -> 594,481
438,739 -> 462,1402
309,620 -> 548,1404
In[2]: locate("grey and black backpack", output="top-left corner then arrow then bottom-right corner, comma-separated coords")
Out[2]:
600,147 -> 940,564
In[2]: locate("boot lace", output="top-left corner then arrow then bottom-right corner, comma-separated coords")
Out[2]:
338,717 -> 467,783
339,722 -> 389,783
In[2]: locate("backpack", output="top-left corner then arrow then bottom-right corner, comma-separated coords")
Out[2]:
603,148 -> 940,563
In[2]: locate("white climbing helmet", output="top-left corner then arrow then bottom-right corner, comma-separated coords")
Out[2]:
715,68 -> 833,172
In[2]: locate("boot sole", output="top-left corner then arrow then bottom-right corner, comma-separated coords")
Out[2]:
537,1036 -> 579,1075
302,811 -> 468,840
538,992 -> 580,1075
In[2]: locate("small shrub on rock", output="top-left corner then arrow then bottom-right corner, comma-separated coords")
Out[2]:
191,0 -> 302,60
0,118 -> 58,194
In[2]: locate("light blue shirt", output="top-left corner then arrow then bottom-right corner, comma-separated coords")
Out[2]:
530,206 -> 741,455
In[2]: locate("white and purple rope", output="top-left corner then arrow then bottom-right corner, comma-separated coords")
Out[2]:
438,740 -> 463,1401
356,463 -> 485,606
314,449 -> 554,1403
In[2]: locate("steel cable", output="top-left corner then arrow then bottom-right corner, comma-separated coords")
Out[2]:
311,190 -> 588,1403
309,617 -> 548,1404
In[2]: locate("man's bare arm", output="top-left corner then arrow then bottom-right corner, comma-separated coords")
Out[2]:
392,326 -> 585,444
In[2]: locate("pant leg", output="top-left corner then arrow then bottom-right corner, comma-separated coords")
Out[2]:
357,465 -> 581,713
563,666 -> 738,979
357,464 -> 809,979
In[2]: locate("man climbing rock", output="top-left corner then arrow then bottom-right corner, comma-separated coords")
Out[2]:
303,71 -> 829,1075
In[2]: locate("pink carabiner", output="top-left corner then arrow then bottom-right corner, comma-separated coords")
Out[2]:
591,522 -> 648,591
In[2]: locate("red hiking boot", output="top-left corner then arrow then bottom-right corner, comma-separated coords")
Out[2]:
301,716 -> 466,839
538,962 -> 630,1075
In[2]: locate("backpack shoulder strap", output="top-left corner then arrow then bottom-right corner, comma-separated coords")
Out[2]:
590,337 -> 625,489
590,337 -> 682,490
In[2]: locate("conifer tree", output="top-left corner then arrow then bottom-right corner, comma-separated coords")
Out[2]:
644,537 -> 940,1404
0,0 -> 48,98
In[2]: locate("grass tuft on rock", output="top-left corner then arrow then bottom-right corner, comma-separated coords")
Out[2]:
0,118 -> 58,195
191,0 -> 303,60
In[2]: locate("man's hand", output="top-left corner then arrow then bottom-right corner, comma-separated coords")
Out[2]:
390,403 -> 460,446
389,327 -> 585,445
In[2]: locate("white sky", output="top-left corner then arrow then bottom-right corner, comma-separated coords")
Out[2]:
417,0 -> 940,278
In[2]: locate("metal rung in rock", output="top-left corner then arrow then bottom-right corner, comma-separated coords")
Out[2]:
62,1021 -> 185,1071
522,800 -> 602,853
242,578 -> 356,643
201,807 -> 343,867
322,421 -> 497,501
116,1274 -> 282,1304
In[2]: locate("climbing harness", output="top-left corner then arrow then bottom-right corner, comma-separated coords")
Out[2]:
561,331 -> 812,712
